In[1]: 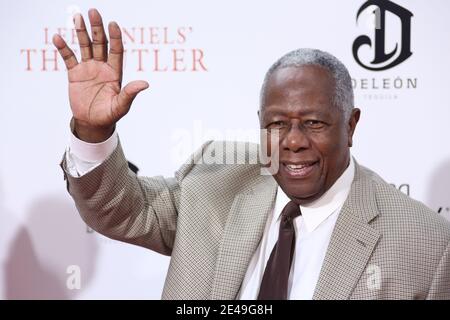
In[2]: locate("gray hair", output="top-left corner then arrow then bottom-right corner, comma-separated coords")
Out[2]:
260,48 -> 354,120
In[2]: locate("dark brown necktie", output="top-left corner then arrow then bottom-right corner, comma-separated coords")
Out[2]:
257,200 -> 301,300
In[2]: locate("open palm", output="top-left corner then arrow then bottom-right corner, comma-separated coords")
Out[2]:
53,9 -> 148,139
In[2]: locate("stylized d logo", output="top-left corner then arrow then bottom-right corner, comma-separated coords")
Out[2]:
353,0 -> 413,71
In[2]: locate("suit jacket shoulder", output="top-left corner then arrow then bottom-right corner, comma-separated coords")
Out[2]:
334,164 -> 450,299
361,164 -> 450,243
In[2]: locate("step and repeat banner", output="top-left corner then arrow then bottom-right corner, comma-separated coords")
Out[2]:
1,0 -> 449,299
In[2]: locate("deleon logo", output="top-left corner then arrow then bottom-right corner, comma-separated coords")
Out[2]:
353,0 -> 413,71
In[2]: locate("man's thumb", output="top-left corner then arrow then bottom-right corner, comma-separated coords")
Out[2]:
116,80 -> 149,115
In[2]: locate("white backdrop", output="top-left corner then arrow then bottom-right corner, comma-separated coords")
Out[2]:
1,0 -> 449,299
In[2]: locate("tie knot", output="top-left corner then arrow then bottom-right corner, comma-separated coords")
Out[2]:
281,201 -> 301,220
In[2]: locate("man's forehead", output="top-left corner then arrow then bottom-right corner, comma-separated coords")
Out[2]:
263,65 -> 335,103
264,71 -> 334,102
262,104 -> 334,117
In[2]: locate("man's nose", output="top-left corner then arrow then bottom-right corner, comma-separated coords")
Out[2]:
281,125 -> 310,152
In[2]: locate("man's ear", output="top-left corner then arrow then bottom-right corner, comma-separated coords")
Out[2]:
347,108 -> 361,147
258,109 -> 263,127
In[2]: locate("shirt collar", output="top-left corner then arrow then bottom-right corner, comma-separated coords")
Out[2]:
275,156 -> 355,233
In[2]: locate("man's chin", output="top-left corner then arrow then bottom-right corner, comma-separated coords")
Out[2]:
274,175 -> 325,204
283,187 -> 324,205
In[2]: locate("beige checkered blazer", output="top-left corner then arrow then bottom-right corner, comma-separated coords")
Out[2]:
61,140 -> 450,299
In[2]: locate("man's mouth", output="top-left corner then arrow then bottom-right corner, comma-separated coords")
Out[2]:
282,161 -> 319,178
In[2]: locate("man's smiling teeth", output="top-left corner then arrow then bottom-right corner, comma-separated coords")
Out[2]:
286,163 -> 313,170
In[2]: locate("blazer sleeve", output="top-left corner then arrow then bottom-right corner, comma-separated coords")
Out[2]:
426,240 -> 450,300
60,138 -> 212,256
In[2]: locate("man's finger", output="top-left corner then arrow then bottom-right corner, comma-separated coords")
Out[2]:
107,21 -> 124,80
113,80 -> 149,118
52,34 -> 78,70
88,8 -> 108,62
74,13 -> 92,62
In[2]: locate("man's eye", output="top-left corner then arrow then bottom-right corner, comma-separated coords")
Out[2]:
305,120 -> 324,129
267,121 -> 286,129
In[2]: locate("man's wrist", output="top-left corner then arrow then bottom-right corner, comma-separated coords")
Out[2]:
71,118 -> 115,143
69,118 -> 119,163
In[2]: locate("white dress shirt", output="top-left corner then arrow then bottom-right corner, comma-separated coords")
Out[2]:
238,157 -> 355,300
66,130 -> 355,300
66,129 -> 119,177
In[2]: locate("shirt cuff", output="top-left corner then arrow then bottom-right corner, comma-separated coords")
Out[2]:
69,127 -> 118,163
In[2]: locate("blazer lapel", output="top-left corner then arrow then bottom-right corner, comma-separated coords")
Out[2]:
313,161 -> 381,300
210,175 -> 277,300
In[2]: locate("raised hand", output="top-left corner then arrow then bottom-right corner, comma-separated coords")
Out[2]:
53,9 -> 149,142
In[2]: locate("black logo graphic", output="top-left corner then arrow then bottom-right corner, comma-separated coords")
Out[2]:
353,0 -> 413,71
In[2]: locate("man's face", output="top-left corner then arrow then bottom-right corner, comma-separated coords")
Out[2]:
259,65 -> 360,205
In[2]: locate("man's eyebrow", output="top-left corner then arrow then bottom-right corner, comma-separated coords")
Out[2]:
263,106 -> 328,118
